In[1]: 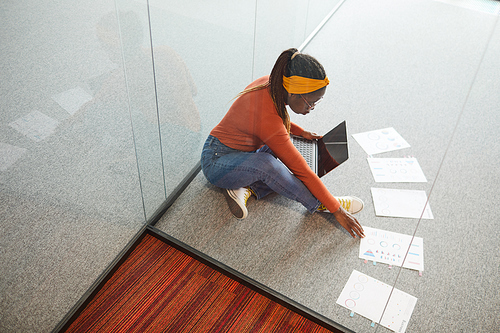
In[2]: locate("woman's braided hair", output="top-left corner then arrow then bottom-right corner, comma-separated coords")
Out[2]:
236,48 -> 326,132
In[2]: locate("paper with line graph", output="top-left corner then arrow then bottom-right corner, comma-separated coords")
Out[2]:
367,158 -> 427,182
336,270 -> 417,333
359,226 -> 424,271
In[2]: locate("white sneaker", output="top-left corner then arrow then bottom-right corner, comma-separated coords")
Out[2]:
317,196 -> 364,214
223,188 -> 253,219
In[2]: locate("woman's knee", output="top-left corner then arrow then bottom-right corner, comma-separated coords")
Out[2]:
255,153 -> 285,174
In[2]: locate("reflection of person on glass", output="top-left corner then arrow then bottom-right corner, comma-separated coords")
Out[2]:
80,11 -> 200,133
201,48 -> 365,238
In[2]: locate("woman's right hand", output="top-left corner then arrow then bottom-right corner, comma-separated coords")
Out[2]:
300,130 -> 322,140
332,206 -> 365,238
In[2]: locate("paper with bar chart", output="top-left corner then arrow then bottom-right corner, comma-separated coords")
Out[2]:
359,226 -> 424,271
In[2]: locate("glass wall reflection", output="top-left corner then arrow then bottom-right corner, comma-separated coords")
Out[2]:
0,0 -> 366,331
293,1 -> 500,332
146,0 -> 255,199
1,2 -> 148,332
0,2 -> 147,225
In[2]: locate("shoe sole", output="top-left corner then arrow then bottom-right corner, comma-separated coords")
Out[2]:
349,196 -> 364,214
223,189 -> 248,219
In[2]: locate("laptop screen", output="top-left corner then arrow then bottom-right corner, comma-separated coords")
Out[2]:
317,121 -> 349,178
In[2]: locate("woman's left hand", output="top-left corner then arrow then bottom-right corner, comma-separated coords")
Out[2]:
301,130 -> 322,140
332,207 -> 365,239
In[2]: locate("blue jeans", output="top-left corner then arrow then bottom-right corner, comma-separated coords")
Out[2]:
201,135 -> 321,213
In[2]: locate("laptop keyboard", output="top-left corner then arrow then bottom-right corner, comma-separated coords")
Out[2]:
291,136 -> 315,171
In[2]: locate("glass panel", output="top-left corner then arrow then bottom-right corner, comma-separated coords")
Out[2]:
252,0 -> 310,77
378,12 -> 500,333
112,1 -> 166,219
147,0 -> 256,197
253,0 -> 344,78
155,1 -> 500,333
304,0 -> 346,38
301,0 -> 500,332
0,1 -> 147,331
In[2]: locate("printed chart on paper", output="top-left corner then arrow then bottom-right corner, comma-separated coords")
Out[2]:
336,270 -> 417,333
359,226 -> 424,271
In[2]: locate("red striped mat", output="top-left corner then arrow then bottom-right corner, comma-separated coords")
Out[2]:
63,233 -> 337,332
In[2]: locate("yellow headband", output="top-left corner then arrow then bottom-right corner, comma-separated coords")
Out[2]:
282,75 -> 330,94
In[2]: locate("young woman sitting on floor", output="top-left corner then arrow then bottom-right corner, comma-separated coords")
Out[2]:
201,48 -> 365,239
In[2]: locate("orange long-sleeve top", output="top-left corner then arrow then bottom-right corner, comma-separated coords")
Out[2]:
210,76 -> 341,213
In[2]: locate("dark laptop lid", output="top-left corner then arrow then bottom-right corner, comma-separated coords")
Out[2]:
317,121 -> 348,177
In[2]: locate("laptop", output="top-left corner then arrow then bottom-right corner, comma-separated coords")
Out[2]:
291,121 -> 349,177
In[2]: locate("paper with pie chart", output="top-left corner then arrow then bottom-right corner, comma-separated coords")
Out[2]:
336,270 -> 417,333
352,127 -> 410,155
371,188 -> 434,219
359,226 -> 424,271
367,158 -> 427,182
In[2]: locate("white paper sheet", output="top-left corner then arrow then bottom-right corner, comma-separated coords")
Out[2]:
359,226 -> 424,271
352,127 -> 410,155
52,87 -> 93,115
0,143 -> 27,171
368,158 -> 427,183
371,188 -> 433,219
9,111 -> 59,142
336,270 -> 417,333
